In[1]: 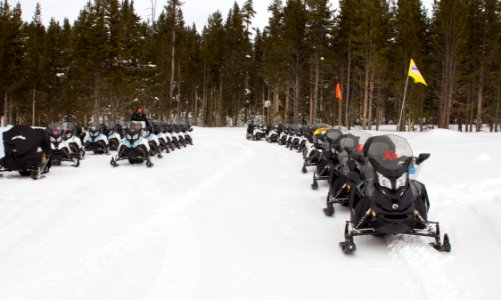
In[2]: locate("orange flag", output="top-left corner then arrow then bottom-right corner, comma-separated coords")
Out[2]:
336,83 -> 342,100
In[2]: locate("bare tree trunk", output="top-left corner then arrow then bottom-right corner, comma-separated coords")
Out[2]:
202,64 -> 207,126
313,55 -> 320,125
368,65 -> 375,130
94,75 -> 99,124
285,83 -> 290,123
495,97 -> 500,132
272,85 -> 280,123
476,64 -> 484,132
32,85 -> 36,126
177,59 -> 182,122
219,75 -> 223,127
345,41 -> 352,127
309,65 -> 313,124
8,93 -> 13,125
168,1 -> 177,122
294,57 -> 300,124
362,64 -> 370,130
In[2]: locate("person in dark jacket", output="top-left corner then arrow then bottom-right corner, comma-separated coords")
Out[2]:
130,106 -> 150,127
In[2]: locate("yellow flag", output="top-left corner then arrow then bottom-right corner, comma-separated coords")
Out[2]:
408,59 -> 427,86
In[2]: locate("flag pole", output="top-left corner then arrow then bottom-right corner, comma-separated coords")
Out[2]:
398,75 -> 410,131
338,98 -> 342,126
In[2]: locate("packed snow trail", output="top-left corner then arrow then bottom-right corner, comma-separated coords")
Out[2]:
0,127 -> 500,300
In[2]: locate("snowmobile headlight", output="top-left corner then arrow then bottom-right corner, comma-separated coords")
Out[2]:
57,137 -> 63,142
132,134 -> 139,140
377,172 -> 392,189
126,134 -> 132,140
51,137 -> 56,142
395,173 -> 407,189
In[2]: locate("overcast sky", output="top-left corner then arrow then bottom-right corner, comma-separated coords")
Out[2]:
15,0 -> 434,31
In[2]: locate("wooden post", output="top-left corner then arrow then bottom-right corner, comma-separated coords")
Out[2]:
398,75 -> 410,131
338,98 -> 342,126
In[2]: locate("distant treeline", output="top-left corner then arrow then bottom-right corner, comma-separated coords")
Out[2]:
0,0 -> 499,130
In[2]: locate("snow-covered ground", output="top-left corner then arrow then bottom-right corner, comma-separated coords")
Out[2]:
0,127 -> 500,300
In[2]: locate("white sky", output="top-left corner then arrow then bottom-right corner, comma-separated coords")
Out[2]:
14,0 -> 434,31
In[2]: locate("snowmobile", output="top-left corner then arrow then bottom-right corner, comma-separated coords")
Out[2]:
297,127 -> 309,154
144,126 -> 163,158
166,124 -> 182,149
323,131 -> 372,216
311,127 -> 347,190
160,124 -> 176,151
285,127 -> 296,148
152,123 -> 170,154
173,124 -> 188,147
339,134 -> 451,254
248,124 -> 266,141
180,124 -> 194,145
301,124 -> 331,173
46,123 -> 81,167
287,127 -> 302,151
63,123 -> 86,159
278,126 -> 289,145
106,123 -> 124,151
84,124 -> 109,154
0,125 -> 51,180
110,121 -> 153,167
265,125 -> 279,143
246,123 -> 255,140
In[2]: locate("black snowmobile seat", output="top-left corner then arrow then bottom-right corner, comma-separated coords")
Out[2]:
1,125 -> 52,171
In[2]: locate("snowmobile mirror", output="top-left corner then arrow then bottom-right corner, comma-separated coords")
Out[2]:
415,153 -> 431,165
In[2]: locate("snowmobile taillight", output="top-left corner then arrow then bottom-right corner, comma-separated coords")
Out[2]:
384,150 -> 398,160
357,144 -> 364,153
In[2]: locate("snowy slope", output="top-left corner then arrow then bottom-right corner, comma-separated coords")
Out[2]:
0,127 -> 500,300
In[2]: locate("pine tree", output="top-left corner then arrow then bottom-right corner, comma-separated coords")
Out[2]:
0,1 -> 24,124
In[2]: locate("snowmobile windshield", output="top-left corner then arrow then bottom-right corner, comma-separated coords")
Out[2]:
367,135 -> 413,176
129,121 -> 144,131
48,123 -> 74,137
325,129 -> 344,144
343,131 -> 372,154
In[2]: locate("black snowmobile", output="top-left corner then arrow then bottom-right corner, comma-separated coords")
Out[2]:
110,121 -> 153,167
301,124 -> 330,173
46,123 -> 81,167
266,125 -> 279,143
167,124 -> 182,149
173,124 -> 188,147
144,125 -> 164,158
278,125 -> 290,145
288,127 -> 302,151
152,122 -> 170,154
311,127 -> 347,190
0,125 -> 51,179
323,131 -> 372,216
161,124 -> 176,151
180,124 -> 194,145
339,134 -> 451,254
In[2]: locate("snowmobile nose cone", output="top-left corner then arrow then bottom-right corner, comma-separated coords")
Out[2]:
392,204 -> 399,211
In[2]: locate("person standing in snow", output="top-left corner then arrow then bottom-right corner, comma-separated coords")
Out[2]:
130,106 -> 150,127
